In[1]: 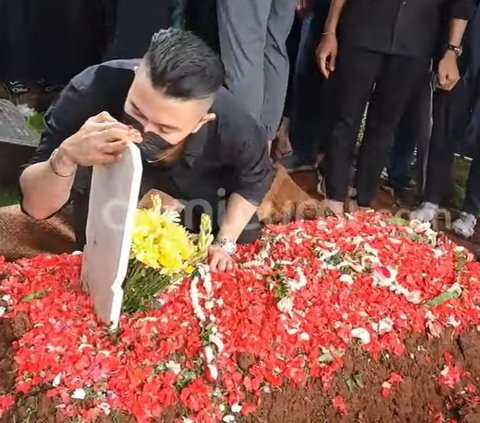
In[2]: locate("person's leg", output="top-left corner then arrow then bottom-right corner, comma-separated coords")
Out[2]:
261,0 -> 297,140
423,81 -> 470,205
273,14 -> 303,160
283,12 -> 326,170
185,0 -> 220,52
284,14 -> 303,120
388,71 -> 433,194
463,147 -> 480,217
103,0 -> 171,60
355,56 -> 429,207
324,46 -> 382,209
217,0 -> 271,122
452,149 -> 480,238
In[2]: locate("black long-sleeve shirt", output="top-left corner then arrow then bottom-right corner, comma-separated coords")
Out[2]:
339,0 -> 477,58
22,60 -> 275,245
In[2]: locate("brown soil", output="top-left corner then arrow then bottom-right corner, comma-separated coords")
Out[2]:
1,312 -> 480,422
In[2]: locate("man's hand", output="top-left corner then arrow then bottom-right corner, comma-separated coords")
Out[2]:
316,33 -> 338,78
57,112 -> 142,169
208,245 -> 235,273
437,51 -> 461,91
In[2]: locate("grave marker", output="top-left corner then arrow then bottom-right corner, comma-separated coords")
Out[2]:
0,100 -> 39,184
81,143 -> 143,328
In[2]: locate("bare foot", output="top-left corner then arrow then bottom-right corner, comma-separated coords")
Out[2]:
347,198 -> 372,213
323,198 -> 345,217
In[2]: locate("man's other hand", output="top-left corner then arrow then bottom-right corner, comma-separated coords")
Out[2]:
58,111 -> 142,168
316,33 -> 338,79
208,245 -> 235,273
437,51 -> 460,91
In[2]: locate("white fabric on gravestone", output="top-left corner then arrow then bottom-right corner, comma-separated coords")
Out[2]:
81,143 -> 143,328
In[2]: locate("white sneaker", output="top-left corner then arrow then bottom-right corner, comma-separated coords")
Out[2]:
410,202 -> 439,223
452,212 -> 477,239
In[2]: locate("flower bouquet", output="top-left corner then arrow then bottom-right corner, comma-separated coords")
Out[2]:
122,195 -> 213,313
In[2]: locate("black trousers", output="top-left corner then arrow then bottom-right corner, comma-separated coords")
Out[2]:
325,45 -> 429,206
103,0 -> 170,60
463,145 -> 480,216
425,76 -> 480,216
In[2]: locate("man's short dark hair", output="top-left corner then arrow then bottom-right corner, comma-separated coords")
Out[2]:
144,28 -> 225,100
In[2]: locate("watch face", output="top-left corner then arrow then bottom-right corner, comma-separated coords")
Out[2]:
224,242 -> 237,255
215,238 -> 237,255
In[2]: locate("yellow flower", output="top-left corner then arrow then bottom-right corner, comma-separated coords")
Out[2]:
130,196 -> 199,275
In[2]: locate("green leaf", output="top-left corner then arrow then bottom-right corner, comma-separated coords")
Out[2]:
456,255 -> 467,273
274,280 -> 289,300
318,351 -> 332,364
175,369 -> 198,391
426,290 -> 462,307
325,253 -> 343,267
388,217 -> 408,227
20,288 -> 49,303
27,112 -> 46,133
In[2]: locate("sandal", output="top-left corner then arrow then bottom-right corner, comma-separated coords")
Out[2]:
4,80 -> 29,96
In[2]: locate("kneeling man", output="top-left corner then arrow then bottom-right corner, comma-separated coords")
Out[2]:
19,29 -> 275,271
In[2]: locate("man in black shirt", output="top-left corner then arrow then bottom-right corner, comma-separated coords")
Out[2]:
316,0 -> 476,214
19,29 -> 275,272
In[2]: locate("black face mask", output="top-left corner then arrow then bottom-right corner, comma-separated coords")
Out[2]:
123,113 -> 173,163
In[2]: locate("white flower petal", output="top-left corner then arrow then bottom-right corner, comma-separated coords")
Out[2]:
52,373 -> 62,387
351,328 -> 371,344
71,388 -> 86,400
231,403 -> 242,413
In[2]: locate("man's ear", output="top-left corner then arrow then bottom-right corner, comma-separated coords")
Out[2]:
192,113 -> 216,133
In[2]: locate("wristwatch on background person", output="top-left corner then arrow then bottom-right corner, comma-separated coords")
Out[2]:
213,238 -> 237,255
447,44 -> 463,58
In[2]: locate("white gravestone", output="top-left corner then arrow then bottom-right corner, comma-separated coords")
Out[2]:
81,143 -> 143,328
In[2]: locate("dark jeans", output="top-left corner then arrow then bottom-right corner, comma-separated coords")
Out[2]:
388,72 -> 433,192
289,10 -> 330,160
325,45 -> 429,206
424,78 -> 474,205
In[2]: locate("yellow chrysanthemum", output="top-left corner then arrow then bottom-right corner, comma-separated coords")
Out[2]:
130,196 -> 198,275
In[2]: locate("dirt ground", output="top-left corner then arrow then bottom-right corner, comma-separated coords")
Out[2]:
1,312 -> 480,423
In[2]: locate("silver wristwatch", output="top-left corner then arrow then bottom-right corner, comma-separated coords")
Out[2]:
213,238 -> 237,255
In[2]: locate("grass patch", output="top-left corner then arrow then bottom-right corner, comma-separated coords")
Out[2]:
27,111 -> 46,133
451,156 -> 471,210
0,187 -> 20,206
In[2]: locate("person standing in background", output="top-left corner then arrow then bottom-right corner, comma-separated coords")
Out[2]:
411,3 -> 480,238
316,0 -> 475,215
103,0 -> 171,60
0,0 -> 113,106
280,0 -> 331,171
217,0 -> 297,148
